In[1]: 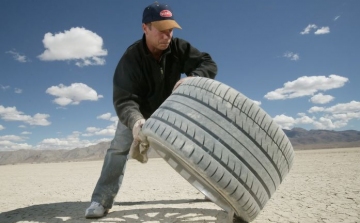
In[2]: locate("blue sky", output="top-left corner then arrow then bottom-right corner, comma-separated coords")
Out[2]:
1,0 -> 359,151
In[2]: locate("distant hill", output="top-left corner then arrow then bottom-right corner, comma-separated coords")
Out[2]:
1,128 -> 359,165
284,128 -> 360,150
0,141 -> 161,165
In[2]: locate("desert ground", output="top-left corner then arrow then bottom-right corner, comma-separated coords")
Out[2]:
0,147 -> 359,223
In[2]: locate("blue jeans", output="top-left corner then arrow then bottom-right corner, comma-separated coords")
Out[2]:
91,121 -> 133,209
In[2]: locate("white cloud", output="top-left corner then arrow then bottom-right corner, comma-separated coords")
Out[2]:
1,85 -> 10,91
110,116 -> 119,122
83,121 -> 117,137
97,113 -> 112,120
21,131 -> 32,135
283,52 -> 300,61
273,114 -> 315,130
264,74 -> 348,100
251,100 -> 261,106
0,105 -> 51,126
0,140 -> 32,151
283,101 -> 360,130
312,117 -> 347,129
0,135 -> 31,151
300,24 -> 317,35
14,88 -> 23,94
38,27 -> 107,67
324,101 -> 360,114
97,113 -> 118,121
0,135 -> 26,142
6,50 -> 30,63
86,127 -> 100,133
35,131 -> 111,150
334,16 -> 340,21
46,83 -> 103,106
75,57 -> 106,67
273,114 -> 296,129
0,124 -> 5,130
94,128 -> 116,136
308,106 -> 325,113
314,27 -> 330,35
310,93 -> 334,104
18,125 -> 26,128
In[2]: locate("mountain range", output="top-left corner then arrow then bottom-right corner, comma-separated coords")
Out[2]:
1,128 -> 359,165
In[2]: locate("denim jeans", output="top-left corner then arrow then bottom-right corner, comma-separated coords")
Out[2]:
91,121 -> 133,209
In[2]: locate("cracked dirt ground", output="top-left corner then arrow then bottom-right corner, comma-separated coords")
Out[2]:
0,147 -> 359,222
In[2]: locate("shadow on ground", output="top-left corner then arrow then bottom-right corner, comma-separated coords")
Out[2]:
0,199 -> 230,222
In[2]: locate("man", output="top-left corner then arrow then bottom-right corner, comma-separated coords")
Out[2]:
85,2 -> 217,218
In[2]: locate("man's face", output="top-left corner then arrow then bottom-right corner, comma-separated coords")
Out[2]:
144,23 -> 173,51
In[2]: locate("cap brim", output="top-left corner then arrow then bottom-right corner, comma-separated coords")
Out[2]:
152,20 -> 182,31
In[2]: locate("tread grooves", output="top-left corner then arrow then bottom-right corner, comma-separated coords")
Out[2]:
160,103 -> 274,197
170,94 -> 285,182
152,113 -> 267,208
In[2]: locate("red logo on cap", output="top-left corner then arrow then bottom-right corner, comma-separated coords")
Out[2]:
160,10 -> 172,17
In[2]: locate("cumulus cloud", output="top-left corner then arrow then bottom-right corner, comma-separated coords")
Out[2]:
0,134 -> 32,151
6,50 -> 30,62
308,106 -> 325,113
97,113 -> 118,121
82,113 -> 119,137
86,127 -> 100,133
21,131 -> 32,135
0,105 -> 51,126
97,113 -> 111,120
300,24 -> 330,35
0,124 -> 4,130
36,131 -> 111,150
251,100 -> 261,106
273,114 -> 314,130
325,101 -> 360,114
300,24 -> 318,35
264,74 -> 348,100
0,135 -> 26,142
310,93 -> 334,104
314,27 -> 330,35
280,101 -> 360,130
1,85 -> 10,91
46,83 -> 103,106
283,52 -> 300,61
14,88 -> 23,94
38,27 -> 108,67
0,140 -> 32,151
273,114 -> 296,130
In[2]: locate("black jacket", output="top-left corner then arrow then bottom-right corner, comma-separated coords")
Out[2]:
113,35 -> 217,130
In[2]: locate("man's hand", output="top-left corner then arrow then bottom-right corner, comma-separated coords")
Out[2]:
172,76 -> 195,92
132,118 -> 146,141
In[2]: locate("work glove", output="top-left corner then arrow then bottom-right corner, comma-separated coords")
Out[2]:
130,119 -> 150,163
172,76 -> 196,92
132,119 -> 146,141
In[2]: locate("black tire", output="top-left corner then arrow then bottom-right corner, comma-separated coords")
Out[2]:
142,77 -> 294,222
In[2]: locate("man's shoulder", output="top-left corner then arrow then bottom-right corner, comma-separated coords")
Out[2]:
170,37 -> 191,50
125,39 -> 143,53
120,39 -> 144,63
171,37 -> 189,44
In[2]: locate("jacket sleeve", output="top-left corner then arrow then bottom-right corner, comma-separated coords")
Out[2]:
175,38 -> 217,79
113,55 -> 144,130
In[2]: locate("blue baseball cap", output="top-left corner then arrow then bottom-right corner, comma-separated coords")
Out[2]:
142,2 -> 182,31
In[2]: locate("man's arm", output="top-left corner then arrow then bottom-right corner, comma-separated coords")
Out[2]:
113,56 -> 144,130
174,38 -> 217,79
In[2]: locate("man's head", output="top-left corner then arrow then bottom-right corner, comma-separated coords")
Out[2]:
142,2 -> 181,52
142,2 -> 181,31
